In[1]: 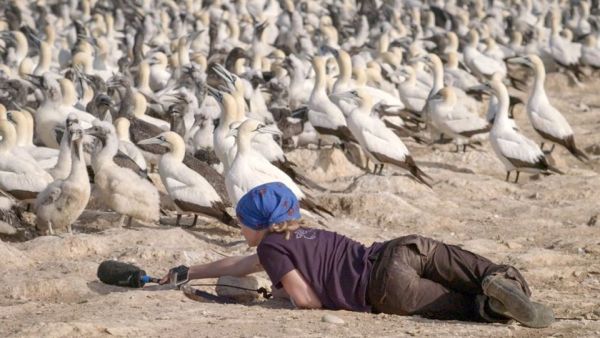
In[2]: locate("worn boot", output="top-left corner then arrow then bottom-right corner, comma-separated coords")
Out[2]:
482,275 -> 554,328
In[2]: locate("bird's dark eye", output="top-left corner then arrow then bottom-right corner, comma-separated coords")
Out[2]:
158,136 -> 165,141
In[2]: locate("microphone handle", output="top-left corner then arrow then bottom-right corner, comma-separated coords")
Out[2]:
140,275 -> 162,284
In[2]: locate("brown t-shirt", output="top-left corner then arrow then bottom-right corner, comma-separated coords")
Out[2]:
257,228 -> 385,312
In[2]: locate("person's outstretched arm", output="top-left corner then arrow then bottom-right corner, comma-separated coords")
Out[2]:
159,254 -> 263,284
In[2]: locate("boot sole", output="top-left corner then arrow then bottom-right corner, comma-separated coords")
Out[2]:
483,275 -> 554,328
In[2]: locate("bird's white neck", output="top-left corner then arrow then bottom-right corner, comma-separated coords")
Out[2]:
358,96 -> 373,112
138,63 -> 151,91
431,57 -> 444,93
0,120 -> 17,153
14,32 -> 28,63
492,83 -> 511,129
165,139 -> 186,163
233,85 -> 246,120
54,131 -> 73,175
532,62 -> 547,100
219,97 -> 239,132
92,135 -> 119,171
312,62 -> 327,96
12,116 -> 29,147
337,54 -> 352,85
68,139 -> 88,182
61,79 -> 78,107
35,43 -> 51,74
235,131 -> 253,159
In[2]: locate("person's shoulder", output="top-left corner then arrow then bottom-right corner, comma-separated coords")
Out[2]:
257,232 -> 287,252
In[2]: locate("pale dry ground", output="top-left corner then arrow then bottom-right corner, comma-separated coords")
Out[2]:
1,73 -> 600,338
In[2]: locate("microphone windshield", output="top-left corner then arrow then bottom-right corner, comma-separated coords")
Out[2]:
97,260 -> 147,288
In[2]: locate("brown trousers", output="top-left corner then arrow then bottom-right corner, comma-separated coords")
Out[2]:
368,235 -> 531,321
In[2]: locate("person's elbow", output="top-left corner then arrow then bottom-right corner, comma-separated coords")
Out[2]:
292,296 -> 322,309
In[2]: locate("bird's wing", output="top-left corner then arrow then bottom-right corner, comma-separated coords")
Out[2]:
245,156 -> 305,198
165,176 -> 220,206
471,54 -> 505,75
251,132 -> 285,162
440,106 -> 490,134
36,182 -> 62,207
362,86 -> 405,109
118,141 -> 148,171
495,132 -> 543,164
530,104 -> 573,139
360,118 -> 409,160
550,37 -> 582,65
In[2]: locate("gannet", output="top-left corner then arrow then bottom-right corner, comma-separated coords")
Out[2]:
24,73 -> 95,148
47,115 -> 79,180
581,35 -> 600,68
139,131 -> 237,227
463,29 -> 507,79
148,52 -> 171,92
86,120 -> 160,226
226,119 -> 332,217
333,89 -> 431,187
444,51 -> 479,91
427,87 -> 490,150
0,105 -> 53,201
114,117 -> 148,172
8,110 -> 58,169
397,66 -> 429,114
35,122 -> 90,235
510,55 -> 588,161
477,73 -> 563,183
548,10 -> 582,69
307,56 -> 356,145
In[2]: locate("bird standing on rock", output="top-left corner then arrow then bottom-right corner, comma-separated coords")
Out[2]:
139,131 -> 237,228
86,120 -> 160,227
509,55 -> 589,162
35,120 -> 90,235
475,73 -> 563,183
332,88 -> 431,187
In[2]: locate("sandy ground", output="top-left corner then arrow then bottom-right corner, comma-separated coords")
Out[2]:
2,73 -> 600,337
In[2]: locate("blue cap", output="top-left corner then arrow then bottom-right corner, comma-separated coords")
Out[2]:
236,182 -> 301,230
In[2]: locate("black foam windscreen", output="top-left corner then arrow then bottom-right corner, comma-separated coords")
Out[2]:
97,260 -> 146,288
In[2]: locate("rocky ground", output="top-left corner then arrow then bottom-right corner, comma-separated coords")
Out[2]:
1,72 -> 600,337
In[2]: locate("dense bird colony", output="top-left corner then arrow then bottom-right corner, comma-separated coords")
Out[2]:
0,0 -> 600,335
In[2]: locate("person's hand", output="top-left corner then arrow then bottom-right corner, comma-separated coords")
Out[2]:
158,265 -> 190,286
158,271 -> 171,285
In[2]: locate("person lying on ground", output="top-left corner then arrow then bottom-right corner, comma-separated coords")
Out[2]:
160,181 -> 554,328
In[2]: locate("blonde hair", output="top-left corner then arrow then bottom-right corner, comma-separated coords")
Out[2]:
269,220 -> 306,240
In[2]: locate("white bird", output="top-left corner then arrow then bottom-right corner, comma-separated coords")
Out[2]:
478,73 -> 563,183
463,29 -> 507,78
148,52 -> 172,92
114,117 -> 148,172
139,131 -> 236,227
35,122 -> 90,235
426,87 -> 491,151
397,66 -> 430,114
580,35 -> 600,68
225,119 -> 331,217
510,55 -> 588,161
25,73 -> 95,148
444,51 -> 479,91
0,105 -> 53,201
548,10 -> 582,68
86,120 -> 160,226
307,56 -> 356,145
8,109 -> 58,169
333,89 -> 431,187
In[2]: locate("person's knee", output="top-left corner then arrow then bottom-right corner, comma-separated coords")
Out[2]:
385,265 -> 423,314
